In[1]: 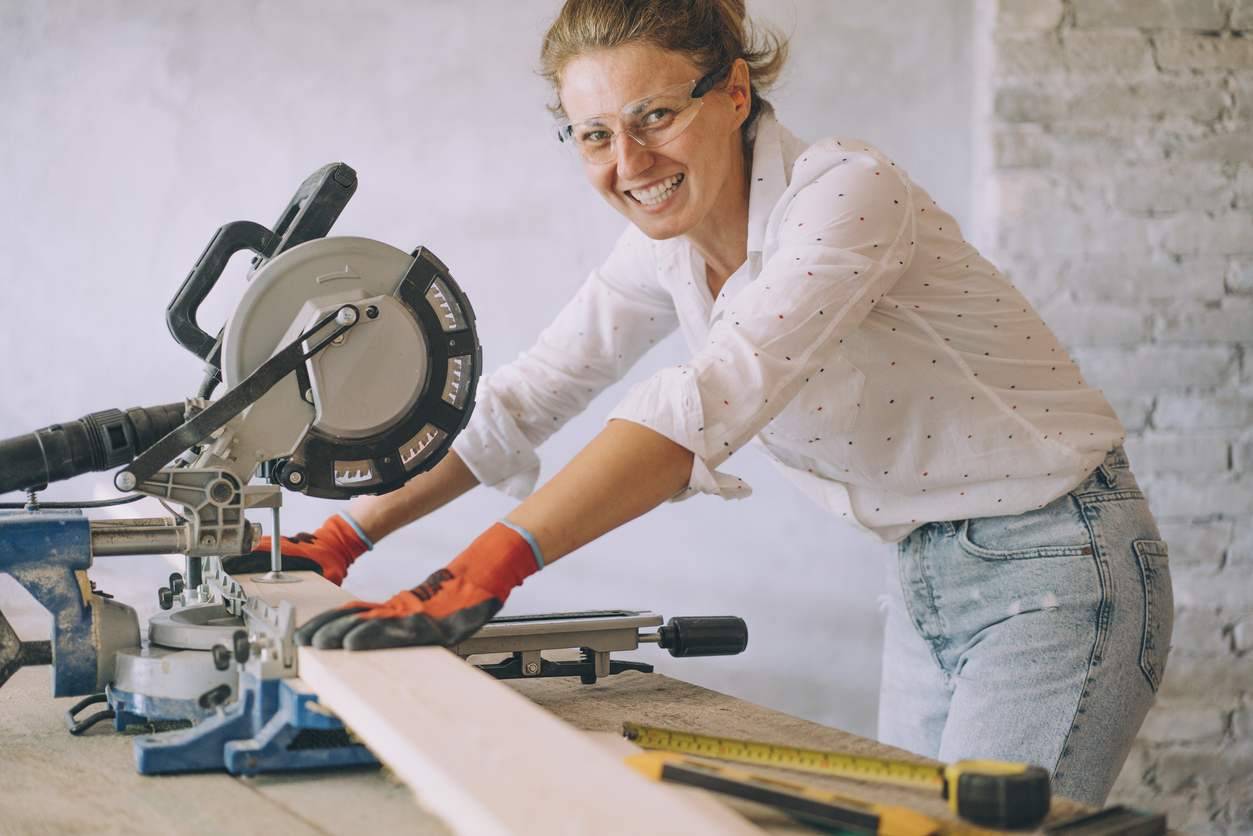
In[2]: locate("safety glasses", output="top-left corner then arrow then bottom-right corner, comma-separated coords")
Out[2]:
556,65 -> 731,164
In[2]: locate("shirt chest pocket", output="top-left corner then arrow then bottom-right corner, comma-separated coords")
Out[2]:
765,353 -> 865,441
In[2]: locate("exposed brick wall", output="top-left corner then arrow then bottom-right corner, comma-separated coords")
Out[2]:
974,0 -> 1253,830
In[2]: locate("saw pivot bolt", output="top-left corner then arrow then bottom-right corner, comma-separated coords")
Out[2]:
211,645 -> 232,671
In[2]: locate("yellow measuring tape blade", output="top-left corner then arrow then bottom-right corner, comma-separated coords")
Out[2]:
622,722 -> 947,792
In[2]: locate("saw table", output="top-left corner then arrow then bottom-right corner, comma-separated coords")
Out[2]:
0,572 -> 1098,836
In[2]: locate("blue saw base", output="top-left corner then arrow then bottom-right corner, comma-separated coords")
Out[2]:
129,671 -> 376,775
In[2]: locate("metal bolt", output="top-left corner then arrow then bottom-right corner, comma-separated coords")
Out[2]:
336,307 -> 358,326
288,471 -> 304,485
366,306 -> 379,319
209,480 -> 233,503
525,661 -> 539,675
332,334 -> 346,345
116,472 -> 137,491
304,388 -> 314,403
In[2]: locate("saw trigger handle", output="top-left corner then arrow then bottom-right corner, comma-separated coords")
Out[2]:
168,220 -> 280,361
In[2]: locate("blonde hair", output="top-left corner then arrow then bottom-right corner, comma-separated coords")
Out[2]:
539,0 -> 788,134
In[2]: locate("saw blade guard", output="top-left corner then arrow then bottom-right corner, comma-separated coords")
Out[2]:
219,237 -> 481,499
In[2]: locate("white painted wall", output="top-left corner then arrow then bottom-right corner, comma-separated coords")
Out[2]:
0,0 -> 973,737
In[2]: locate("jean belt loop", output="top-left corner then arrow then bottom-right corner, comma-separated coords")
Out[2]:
939,519 -> 957,537
1098,461 -> 1118,489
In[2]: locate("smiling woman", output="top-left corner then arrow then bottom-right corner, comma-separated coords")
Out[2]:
256,0 -> 1171,809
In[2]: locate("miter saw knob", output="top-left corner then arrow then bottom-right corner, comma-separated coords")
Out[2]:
158,587 -> 175,610
199,684 -> 233,710
169,573 -> 185,595
233,630 -> 251,664
278,461 -> 308,490
211,644 -> 232,671
656,616 -> 749,658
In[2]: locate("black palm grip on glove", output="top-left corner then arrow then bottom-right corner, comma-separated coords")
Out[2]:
296,599 -> 504,650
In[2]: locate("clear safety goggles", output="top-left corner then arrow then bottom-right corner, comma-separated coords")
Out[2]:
556,65 -> 731,165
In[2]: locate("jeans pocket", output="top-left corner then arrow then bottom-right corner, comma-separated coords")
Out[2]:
957,498 -> 1092,560
1133,539 -> 1173,692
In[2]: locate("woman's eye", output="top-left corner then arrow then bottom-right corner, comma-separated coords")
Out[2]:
641,108 -> 674,127
578,129 -> 611,145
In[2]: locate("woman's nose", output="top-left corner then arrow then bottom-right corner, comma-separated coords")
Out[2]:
614,133 -> 653,178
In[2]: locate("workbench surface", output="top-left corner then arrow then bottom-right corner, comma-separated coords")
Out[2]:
0,656 -> 1092,836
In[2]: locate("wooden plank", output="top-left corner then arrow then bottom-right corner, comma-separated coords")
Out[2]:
235,571 -> 356,625
298,644 -> 767,836
242,571 -> 762,835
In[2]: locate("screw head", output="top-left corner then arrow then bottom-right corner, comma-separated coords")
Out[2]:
209,480 -> 234,503
200,534 -> 216,547
525,661 -> 539,675
116,472 -> 137,491
336,306 -> 358,326
366,305 -> 379,319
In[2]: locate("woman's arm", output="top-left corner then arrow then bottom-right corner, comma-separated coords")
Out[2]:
346,449 -> 482,541
504,418 -> 694,564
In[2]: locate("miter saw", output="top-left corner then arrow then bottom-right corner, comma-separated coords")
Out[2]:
0,164 -> 749,776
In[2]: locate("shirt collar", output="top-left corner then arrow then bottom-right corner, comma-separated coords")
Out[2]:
709,108 -> 790,319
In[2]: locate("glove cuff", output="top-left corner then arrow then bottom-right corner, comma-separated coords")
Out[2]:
338,510 -> 374,551
448,522 -> 542,601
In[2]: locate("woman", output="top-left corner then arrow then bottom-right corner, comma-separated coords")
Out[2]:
263,0 -> 1171,807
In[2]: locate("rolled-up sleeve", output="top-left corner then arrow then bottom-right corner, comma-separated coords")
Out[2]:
608,143 -> 916,499
452,227 -> 679,497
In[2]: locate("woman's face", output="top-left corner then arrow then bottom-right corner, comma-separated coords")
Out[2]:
559,45 -> 749,242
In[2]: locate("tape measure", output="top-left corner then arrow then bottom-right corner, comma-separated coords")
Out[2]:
621,722 -> 1051,829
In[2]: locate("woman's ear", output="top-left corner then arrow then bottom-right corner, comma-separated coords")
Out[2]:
728,58 -> 751,124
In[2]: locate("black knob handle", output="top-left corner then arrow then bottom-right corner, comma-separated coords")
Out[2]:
211,644 -> 232,671
198,684 -> 233,710
657,616 -> 748,657
157,587 -> 174,610
169,572 -> 185,595
233,630 -> 251,664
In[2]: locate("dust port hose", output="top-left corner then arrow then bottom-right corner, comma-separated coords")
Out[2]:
0,403 -> 187,496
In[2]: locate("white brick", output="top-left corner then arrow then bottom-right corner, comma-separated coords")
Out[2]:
1235,437 -> 1253,474
1235,620 -> 1253,651
1179,127 -> 1253,164
1235,694 -> 1253,739
1235,0 -> 1253,30
995,33 -> 1066,78
993,85 -> 1063,123
1069,258 -> 1227,302
1155,393 -> 1253,429
1159,654 -> 1253,699
1144,473 -> 1253,517
1072,0 -> 1229,30
1060,30 -> 1157,76
1155,213 -> 1253,256
1124,433 -> 1230,472
1155,32 -> 1253,71
1172,564 -> 1253,610
1071,345 -> 1234,392
1155,299 -> 1253,342
997,212 -> 1151,256
1067,80 -> 1227,123
1038,297 -> 1149,345
1139,701 -> 1229,745
1231,259 -> 1253,294
1237,166 -> 1253,211
997,0 -> 1064,29
993,130 -> 1054,168
1170,608 -> 1234,653
1109,395 -> 1155,431
1112,164 -> 1231,214
1156,519 -> 1234,569
1231,519 -> 1253,565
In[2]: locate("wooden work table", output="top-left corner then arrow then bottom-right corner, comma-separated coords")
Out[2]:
0,572 -> 1093,836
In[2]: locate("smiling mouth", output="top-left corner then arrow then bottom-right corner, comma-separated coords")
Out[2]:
627,173 -> 684,206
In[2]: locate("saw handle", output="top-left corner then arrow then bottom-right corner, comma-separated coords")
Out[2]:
167,220 -> 280,361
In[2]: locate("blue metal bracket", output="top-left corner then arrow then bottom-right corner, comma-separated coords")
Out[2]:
0,509 -> 99,697
132,671 -> 375,775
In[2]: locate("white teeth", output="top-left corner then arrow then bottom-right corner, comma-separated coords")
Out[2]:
629,174 -> 684,205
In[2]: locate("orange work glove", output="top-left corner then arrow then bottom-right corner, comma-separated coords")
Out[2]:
294,521 -> 542,650
221,512 -> 371,585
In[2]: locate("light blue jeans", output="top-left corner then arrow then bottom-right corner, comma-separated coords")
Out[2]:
877,448 -> 1172,807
